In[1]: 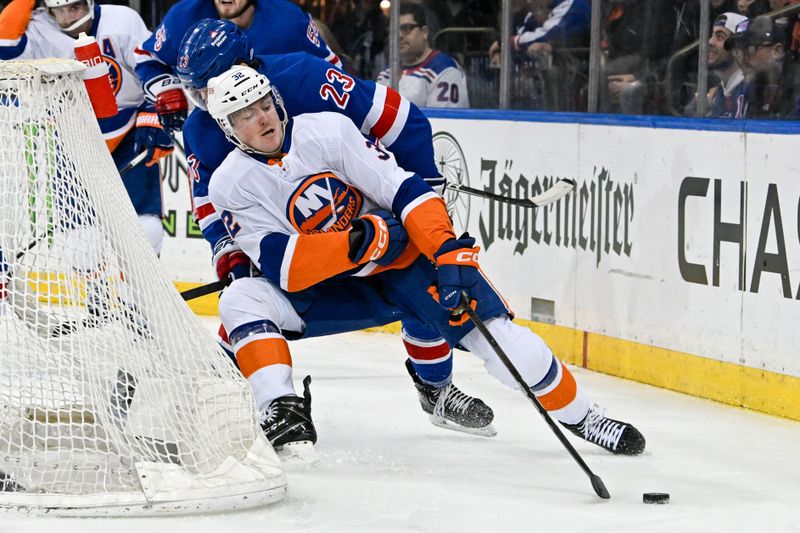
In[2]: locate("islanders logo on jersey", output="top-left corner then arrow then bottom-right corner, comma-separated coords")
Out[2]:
288,172 -> 363,234
103,56 -> 123,96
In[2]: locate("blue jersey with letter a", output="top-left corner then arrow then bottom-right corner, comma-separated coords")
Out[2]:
134,0 -> 340,100
186,52 -> 439,254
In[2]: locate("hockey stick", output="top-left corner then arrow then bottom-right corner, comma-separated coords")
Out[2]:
447,178 -> 576,209
457,292 -> 611,500
118,150 -> 149,176
180,278 -> 230,301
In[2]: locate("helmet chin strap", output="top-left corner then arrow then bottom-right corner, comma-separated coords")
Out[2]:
232,127 -> 284,157
229,97 -> 288,157
53,9 -> 93,34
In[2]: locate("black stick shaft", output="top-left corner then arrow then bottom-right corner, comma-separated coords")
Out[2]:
460,292 -> 610,499
180,278 -> 230,301
118,150 -> 148,176
447,184 -> 538,208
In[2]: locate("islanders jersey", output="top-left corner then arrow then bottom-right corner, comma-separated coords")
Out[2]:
377,50 -> 469,109
134,0 -> 341,102
186,52 -> 439,255
710,70 -> 750,119
0,0 -> 151,149
208,112 -> 452,294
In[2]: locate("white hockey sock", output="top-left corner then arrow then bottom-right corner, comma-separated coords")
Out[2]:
460,316 -> 590,424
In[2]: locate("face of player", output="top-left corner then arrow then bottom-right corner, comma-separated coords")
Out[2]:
50,0 -> 92,37
214,0 -> 252,20
398,14 -> 430,65
229,94 -> 283,154
708,27 -> 734,70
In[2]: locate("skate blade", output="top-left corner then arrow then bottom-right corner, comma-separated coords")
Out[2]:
276,440 -> 320,467
428,415 -> 497,438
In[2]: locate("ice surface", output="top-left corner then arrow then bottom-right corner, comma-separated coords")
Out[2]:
4,317 -> 799,532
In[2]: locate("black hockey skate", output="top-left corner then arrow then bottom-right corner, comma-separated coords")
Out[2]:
260,375 -> 318,465
562,404 -> 645,455
406,359 -> 496,437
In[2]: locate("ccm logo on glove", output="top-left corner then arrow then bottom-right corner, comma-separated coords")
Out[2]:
456,250 -> 478,263
367,217 -> 389,261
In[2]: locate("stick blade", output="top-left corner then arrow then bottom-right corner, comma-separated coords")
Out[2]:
530,178 -> 576,207
590,474 -> 611,499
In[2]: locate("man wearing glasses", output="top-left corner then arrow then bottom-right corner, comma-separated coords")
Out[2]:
377,3 -> 469,108
725,14 -> 800,119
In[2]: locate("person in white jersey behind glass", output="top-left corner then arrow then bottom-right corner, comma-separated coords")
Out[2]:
377,3 -> 469,109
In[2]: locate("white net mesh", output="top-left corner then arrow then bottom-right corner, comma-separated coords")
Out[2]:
0,59 -> 285,515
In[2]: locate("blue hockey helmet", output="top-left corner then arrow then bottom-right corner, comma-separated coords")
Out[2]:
177,18 -> 255,108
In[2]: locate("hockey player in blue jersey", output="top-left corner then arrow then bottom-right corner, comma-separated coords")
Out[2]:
133,0 -> 341,136
176,19 -> 494,441
203,64 -> 646,459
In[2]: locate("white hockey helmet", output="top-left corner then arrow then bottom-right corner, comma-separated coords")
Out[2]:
44,0 -> 95,34
206,65 -> 288,155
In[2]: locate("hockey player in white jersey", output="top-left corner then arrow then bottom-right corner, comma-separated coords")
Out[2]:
0,0 -> 167,254
204,65 -> 645,459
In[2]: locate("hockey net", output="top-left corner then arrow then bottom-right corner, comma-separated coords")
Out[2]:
0,59 -> 285,515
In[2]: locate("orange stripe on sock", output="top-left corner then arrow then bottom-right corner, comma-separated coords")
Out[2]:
235,337 -> 292,378
537,362 -> 577,411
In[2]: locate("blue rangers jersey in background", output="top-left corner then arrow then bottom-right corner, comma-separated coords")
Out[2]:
134,0 -> 341,102
186,52 -> 440,255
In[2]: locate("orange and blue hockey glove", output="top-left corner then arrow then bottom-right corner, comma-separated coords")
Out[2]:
134,110 -> 174,167
348,209 -> 408,266
430,234 -> 480,325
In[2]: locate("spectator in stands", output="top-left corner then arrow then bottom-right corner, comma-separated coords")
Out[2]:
768,0 -> 800,57
338,0 -> 387,79
601,0 -> 677,114
376,3 -> 469,108
488,0 -> 591,68
403,0 -> 443,40
726,14 -> 800,117
737,0 -> 771,17
685,12 -> 751,117
668,0 -> 703,113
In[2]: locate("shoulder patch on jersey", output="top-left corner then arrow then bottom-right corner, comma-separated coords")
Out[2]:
287,172 -> 363,234
154,25 -> 166,52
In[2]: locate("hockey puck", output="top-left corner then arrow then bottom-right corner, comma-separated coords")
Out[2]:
642,493 -> 669,504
